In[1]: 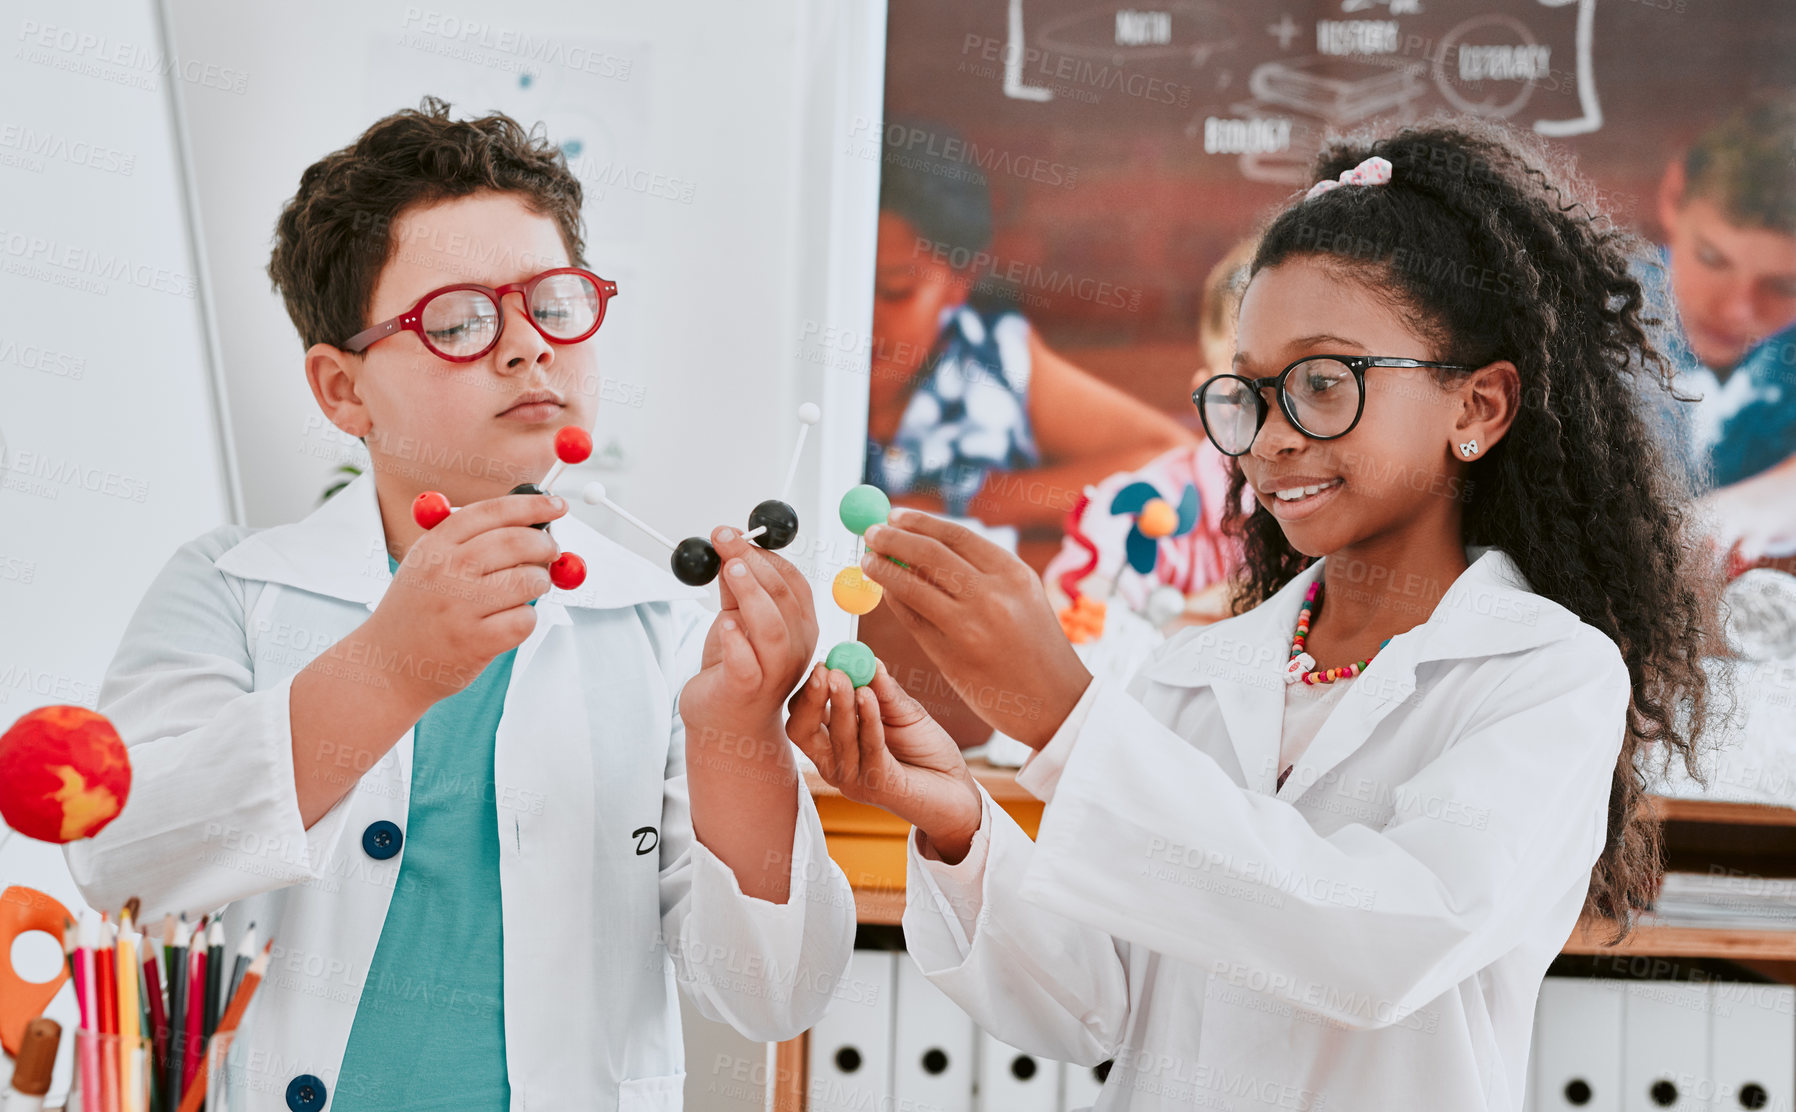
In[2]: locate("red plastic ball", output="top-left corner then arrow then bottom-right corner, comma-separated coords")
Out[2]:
413,491 -> 453,530
554,426 -> 593,465
0,706 -> 131,843
550,551 -> 587,590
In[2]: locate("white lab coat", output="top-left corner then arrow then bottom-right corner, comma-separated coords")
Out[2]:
65,471 -> 856,1111
905,545 -> 1631,1112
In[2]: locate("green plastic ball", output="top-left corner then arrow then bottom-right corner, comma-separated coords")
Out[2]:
839,484 -> 891,537
825,640 -> 877,688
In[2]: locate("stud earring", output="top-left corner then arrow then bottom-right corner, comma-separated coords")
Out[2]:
1459,439 -> 1478,458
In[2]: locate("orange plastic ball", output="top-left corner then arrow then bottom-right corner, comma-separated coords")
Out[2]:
0,706 -> 131,843
832,567 -> 884,615
1057,596 -> 1108,644
1136,498 -> 1178,539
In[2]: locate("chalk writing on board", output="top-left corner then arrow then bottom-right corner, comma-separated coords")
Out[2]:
1529,0 -> 1601,137
1000,0 -> 1604,175
1003,0 -> 1244,102
1037,1 -> 1242,66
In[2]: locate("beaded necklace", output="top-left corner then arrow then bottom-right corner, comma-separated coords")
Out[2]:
1284,580 -> 1392,685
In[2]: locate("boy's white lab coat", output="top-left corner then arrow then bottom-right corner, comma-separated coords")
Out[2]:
906,546 -> 1631,1112
65,471 -> 856,1112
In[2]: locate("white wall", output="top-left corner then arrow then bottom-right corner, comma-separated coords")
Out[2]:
2,0 -> 241,1095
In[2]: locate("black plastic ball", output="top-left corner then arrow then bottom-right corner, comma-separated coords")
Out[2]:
747,499 -> 799,550
672,537 -> 722,585
508,482 -> 550,530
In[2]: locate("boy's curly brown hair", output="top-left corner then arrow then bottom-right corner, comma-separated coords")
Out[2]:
1223,116 -> 1730,940
268,96 -> 584,350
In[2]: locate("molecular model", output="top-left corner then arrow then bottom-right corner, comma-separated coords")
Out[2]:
412,424 -> 596,590
576,402 -> 821,585
411,404 -> 823,593
410,406 -> 896,691
823,483 -> 891,688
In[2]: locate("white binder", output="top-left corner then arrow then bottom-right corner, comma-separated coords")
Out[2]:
808,949 -> 896,1112
977,1029 -> 1058,1112
893,957 -> 977,1112
1711,982 -> 1794,1112
1534,977 -> 1625,1111
1060,1058 -> 1110,1112
1622,981 -> 1711,1112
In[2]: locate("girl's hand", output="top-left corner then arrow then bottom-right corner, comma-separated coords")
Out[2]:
679,527 -> 819,738
787,660 -> 983,862
860,510 -> 1092,750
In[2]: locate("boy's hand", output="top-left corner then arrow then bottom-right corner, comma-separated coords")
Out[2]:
365,491 -> 566,706
787,660 -> 982,863
860,510 -> 1092,750
679,527 -> 820,737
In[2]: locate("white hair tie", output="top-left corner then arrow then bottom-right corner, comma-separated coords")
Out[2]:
1305,156 -> 1394,201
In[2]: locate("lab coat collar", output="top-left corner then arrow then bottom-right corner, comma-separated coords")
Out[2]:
1138,545 -> 1584,797
212,469 -> 706,612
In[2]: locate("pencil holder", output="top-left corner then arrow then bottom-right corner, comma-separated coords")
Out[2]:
204,1030 -> 237,1112
70,1031 -> 151,1112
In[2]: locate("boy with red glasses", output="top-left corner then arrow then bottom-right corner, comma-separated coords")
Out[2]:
66,97 -> 853,1110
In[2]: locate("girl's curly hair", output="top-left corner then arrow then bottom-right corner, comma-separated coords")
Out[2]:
1220,117 -> 1729,938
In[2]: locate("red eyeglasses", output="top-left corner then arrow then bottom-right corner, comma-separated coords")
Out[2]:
341,267 -> 619,362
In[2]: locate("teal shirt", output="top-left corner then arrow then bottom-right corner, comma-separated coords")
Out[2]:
333,556 -> 521,1110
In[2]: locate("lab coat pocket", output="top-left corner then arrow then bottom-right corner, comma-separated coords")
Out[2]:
1192,969 -> 1340,1109
1196,968 -> 1302,1064
618,1072 -> 686,1111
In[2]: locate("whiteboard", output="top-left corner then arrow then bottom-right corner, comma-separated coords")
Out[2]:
0,0 -> 239,1094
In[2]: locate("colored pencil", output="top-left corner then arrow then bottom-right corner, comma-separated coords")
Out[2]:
175,942 -> 270,1112
227,922 -> 257,1004
69,920 -> 91,1028
119,908 -> 143,1112
164,916 -> 190,1109
143,939 -> 169,1097
182,934 -> 206,1090
97,916 -> 116,1036
203,918 -> 224,1041
99,915 -> 119,1112
74,913 -> 102,1112
57,906 -> 264,1112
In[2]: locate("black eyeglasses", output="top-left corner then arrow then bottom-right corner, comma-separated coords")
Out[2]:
1193,355 -> 1475,456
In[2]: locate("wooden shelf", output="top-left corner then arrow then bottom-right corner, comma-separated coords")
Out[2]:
850,887 -> 906,927
1564,914 -> 1796,960
803,757 -> 1043,804
1646,795 -> 1796,827
1556,797 -> 1796,961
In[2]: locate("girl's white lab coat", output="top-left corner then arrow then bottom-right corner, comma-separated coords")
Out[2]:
65,471 -> 856,1112
905,546 -> 1631,1112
